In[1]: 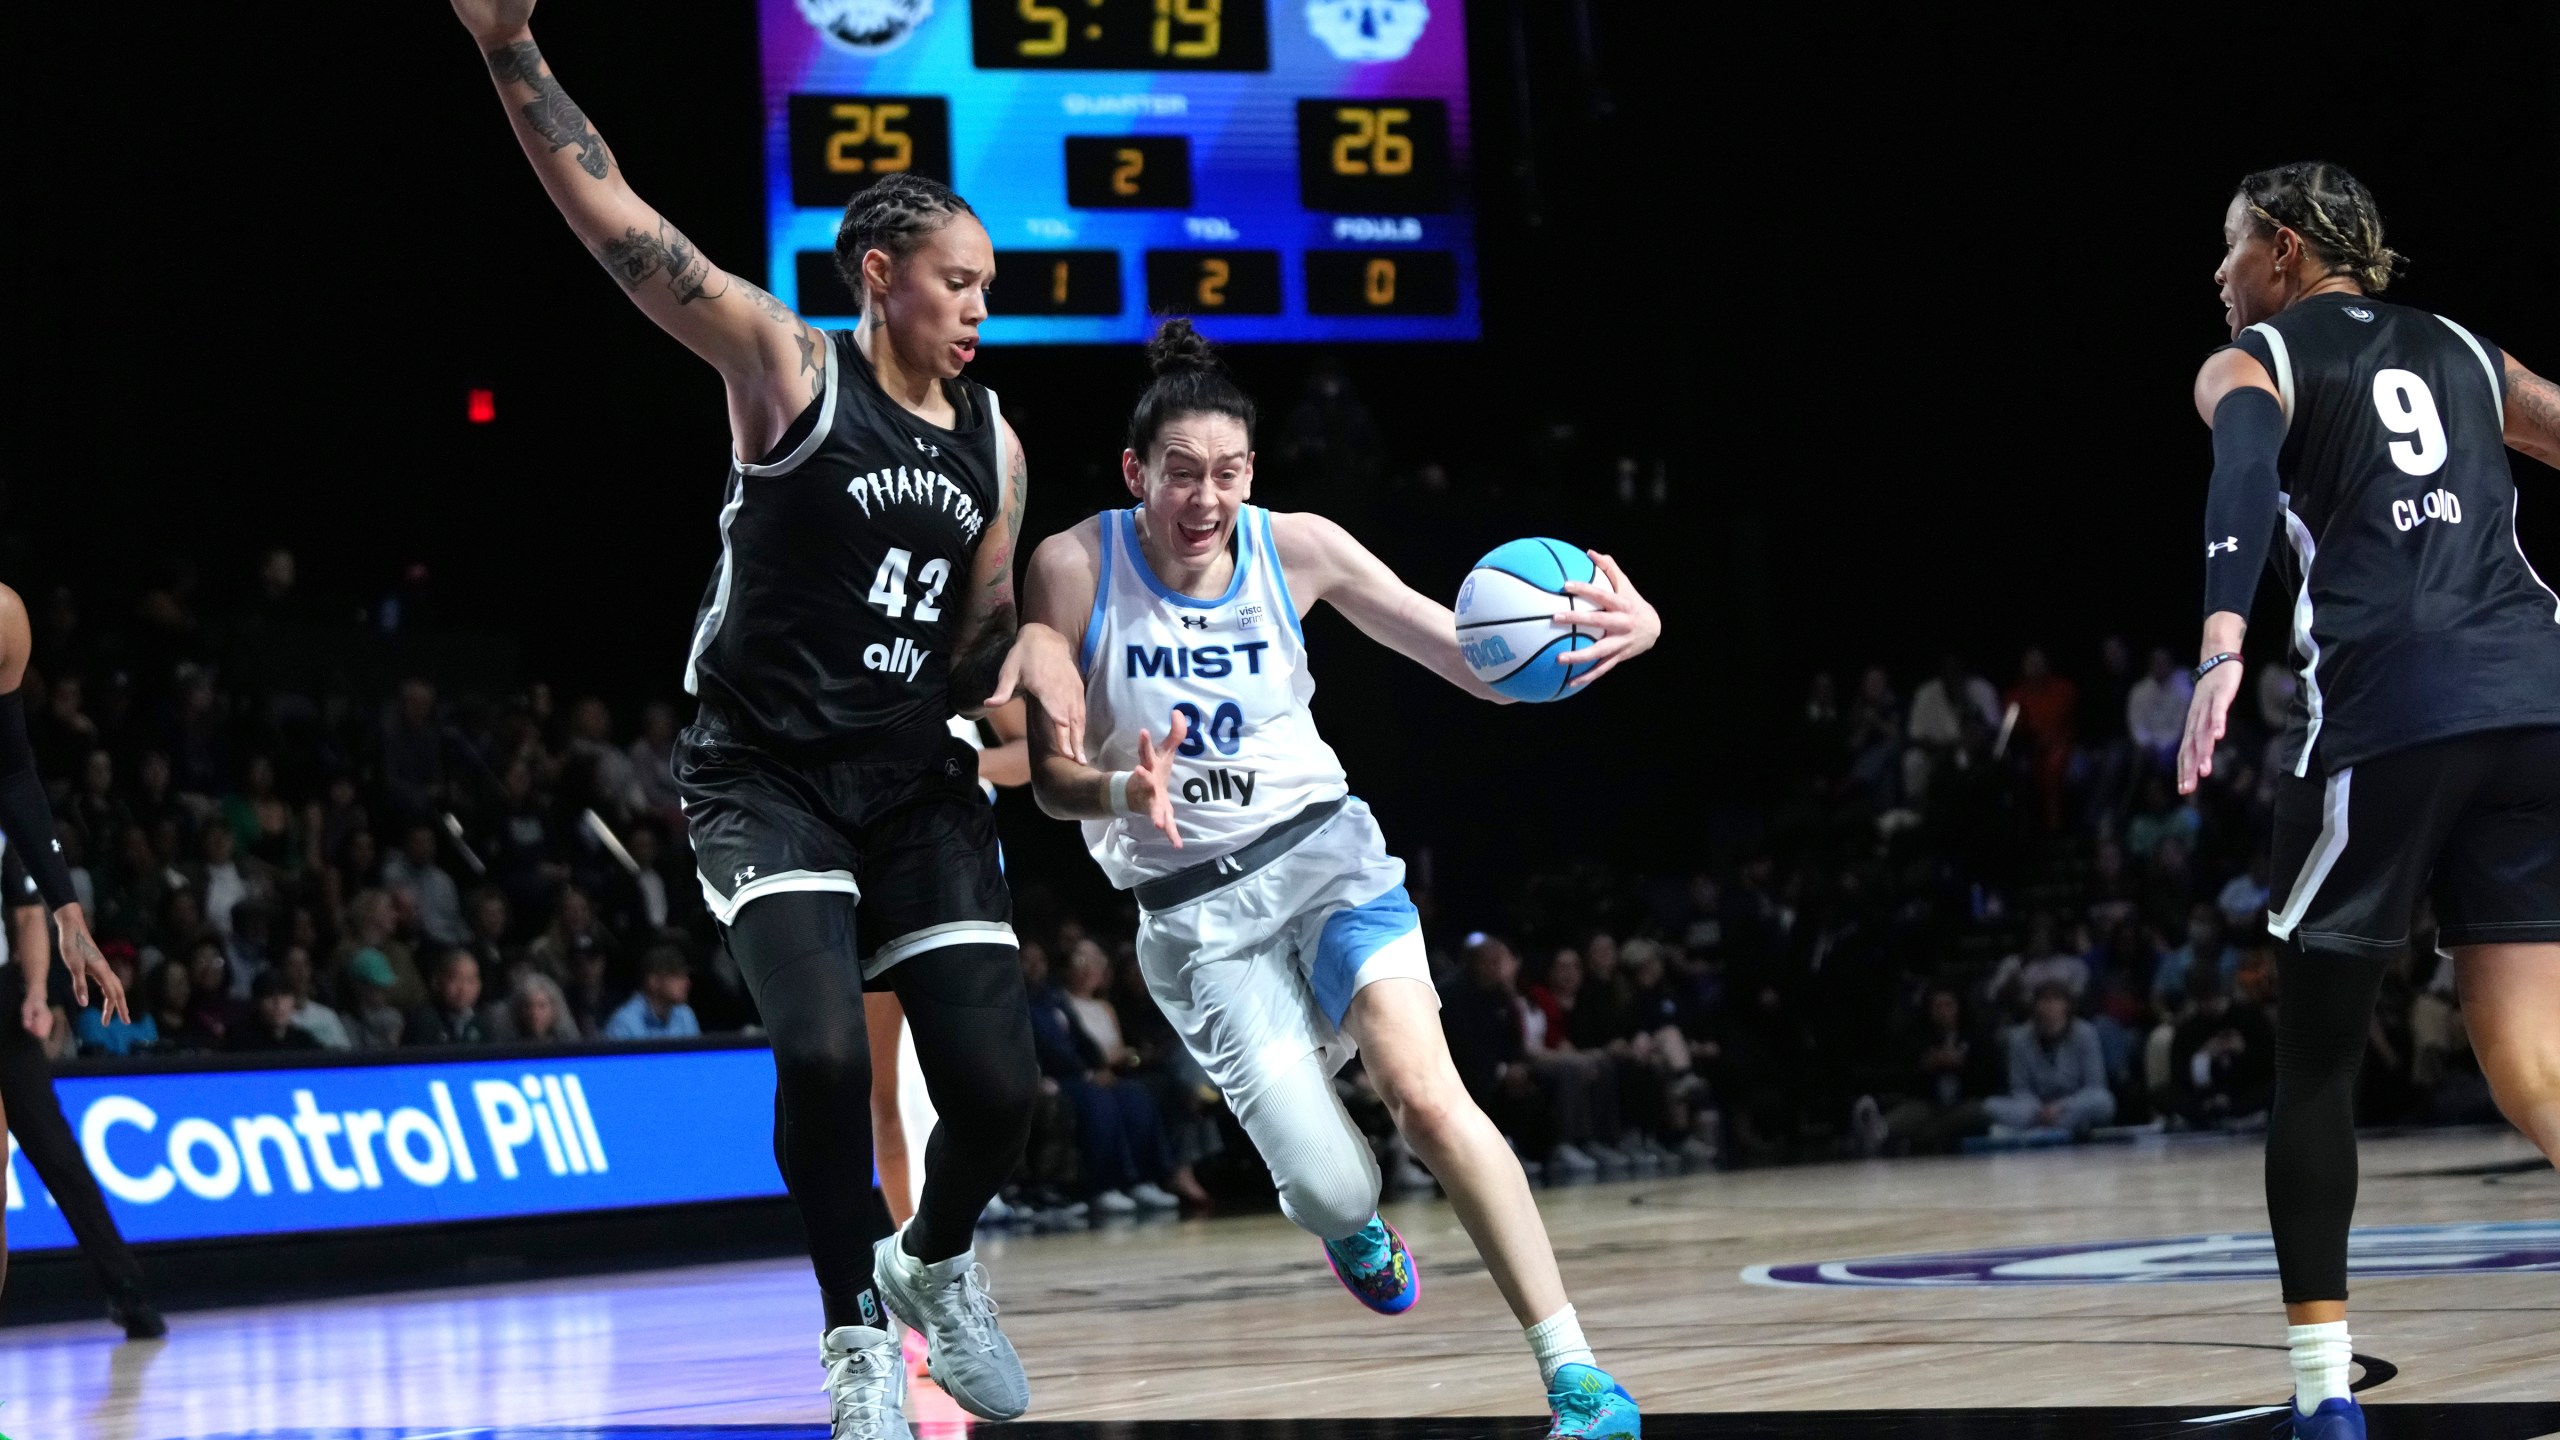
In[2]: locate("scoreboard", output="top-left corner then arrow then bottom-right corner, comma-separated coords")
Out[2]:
761,0 -> 1477,343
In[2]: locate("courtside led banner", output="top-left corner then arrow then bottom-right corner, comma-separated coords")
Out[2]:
3,1046 -> 784,1251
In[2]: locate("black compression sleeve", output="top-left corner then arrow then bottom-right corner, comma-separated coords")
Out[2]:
0,692 -> 75,909
2202,386 -> 2286,619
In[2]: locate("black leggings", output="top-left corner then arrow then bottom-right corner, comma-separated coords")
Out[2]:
728,891 -> 1038,1331
2265,944 -> 2391,1305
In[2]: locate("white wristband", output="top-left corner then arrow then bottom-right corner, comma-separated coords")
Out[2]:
1107,770 -> 1137,817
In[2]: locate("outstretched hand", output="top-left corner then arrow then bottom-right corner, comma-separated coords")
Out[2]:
1127,709 -> 1188,847
1555,551 -> 1661,688
987,625 -> 1087,763
451,0 -> 538,42
2176,661 -> 2244,795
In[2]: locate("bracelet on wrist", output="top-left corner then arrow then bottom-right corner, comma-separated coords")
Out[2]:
2194,652 -> 2241,683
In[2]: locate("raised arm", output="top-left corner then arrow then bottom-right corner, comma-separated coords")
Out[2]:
450,0 -> 825,460
2502,353 -> 2560,470
1265,511 -> 1660,699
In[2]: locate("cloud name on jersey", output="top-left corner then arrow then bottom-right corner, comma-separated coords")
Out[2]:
845,466 -> 986,542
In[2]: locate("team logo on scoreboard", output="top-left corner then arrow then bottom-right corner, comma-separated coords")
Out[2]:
797,0 -> 934,53
1306,0 -> 1430,63
1742,1221 -> 2560,1289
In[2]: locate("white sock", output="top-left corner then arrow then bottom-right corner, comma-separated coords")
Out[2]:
2288,1321 -> 2353,1414
1525,1304 -> 1596,1387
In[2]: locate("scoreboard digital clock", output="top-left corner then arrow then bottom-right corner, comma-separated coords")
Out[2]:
763,0 -> 1477,343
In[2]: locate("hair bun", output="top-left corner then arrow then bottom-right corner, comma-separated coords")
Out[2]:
1146,317 -> 1220,377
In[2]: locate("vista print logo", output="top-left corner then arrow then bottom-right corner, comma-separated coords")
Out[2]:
1306,0 -> 1430,62
797,0 -> 933,53
1743,1222 -> 2560,1289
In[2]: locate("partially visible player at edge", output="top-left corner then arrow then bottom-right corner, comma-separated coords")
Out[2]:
447,5 -> 1085,1437
1018,322 -> 1658,1439
0,582 -> 134,1299
2177,161 -> 2560,1440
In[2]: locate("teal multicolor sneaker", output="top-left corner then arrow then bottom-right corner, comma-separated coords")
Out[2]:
1321,1215 -> 1420,1315
1547,1363 -> 1640,1439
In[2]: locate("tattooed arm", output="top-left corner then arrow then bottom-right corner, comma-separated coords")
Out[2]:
2504,353 -> 2560,471
450,0 -> 824,460
948,419 -> 1031,715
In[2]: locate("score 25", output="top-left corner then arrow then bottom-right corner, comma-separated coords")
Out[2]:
788,95 -> 953,208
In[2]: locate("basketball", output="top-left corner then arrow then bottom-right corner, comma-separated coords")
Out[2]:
1454,538 -> 1613,702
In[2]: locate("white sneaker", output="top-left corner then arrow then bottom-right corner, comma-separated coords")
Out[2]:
820,1325 -> 912,1440
1093,1188 -> 1139,1214
1550,1143 -> 1600,1177
870,1229 -> 1031,1421
1130,1181 -> 1182,1209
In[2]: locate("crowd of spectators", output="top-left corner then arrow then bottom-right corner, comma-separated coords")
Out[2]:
13,550 -> 733,1065
1413,638 -> 2501,1179
6,548 -> 2507,1211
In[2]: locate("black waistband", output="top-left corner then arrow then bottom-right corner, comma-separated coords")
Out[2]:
1133,797 -> 1348,913
689,707 -> 955,767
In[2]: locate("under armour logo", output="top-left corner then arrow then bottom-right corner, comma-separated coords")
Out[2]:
734,865 -> 758,886
1179,614 -> 1210,630
2206,535 -> 2240,557
911,435 -> 940,459
49,839 -> 60,852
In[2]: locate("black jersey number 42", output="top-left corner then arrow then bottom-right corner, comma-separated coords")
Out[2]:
868,547 -> 953,621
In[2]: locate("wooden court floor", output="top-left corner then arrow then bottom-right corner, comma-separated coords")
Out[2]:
3,1127 -> 2554,1439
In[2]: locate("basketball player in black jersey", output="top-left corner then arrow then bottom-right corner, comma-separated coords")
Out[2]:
2176,161 -> 2560,1438
450,4 -> 1084,1434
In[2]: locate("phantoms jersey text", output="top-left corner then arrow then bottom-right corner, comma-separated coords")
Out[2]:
684,332 -> 1007,750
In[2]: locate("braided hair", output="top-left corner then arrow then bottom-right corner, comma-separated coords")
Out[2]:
1126,318 -> 1256,457
2236,161 -> 2406,293
832,174 -> 978,312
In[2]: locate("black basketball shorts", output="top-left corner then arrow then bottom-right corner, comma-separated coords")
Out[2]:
674,722 -> 1013,982
2267,725 -> 2560,956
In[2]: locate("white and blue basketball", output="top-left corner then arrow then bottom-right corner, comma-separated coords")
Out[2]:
1454,538 -> 1612,703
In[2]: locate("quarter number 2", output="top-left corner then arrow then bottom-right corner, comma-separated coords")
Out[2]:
2372,368 -> 2448,477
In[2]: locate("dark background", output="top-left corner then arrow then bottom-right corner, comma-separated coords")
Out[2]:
7,2 -> 2557,925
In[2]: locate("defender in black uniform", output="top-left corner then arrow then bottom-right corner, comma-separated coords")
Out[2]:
2177,161 -> 2560,1436
0,581 -> 138,1318
450,3 -> 1083,1434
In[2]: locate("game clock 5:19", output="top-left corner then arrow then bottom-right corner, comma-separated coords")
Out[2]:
972,0 -> 1269,70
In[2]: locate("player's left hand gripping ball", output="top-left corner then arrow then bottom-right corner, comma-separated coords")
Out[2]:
1556,551 -> 1659,689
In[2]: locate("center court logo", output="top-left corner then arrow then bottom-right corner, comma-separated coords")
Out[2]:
1743,1221 -> 2560,1288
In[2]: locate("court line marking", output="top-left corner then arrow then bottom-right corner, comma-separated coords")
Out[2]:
2185,1407 -> 2285,1424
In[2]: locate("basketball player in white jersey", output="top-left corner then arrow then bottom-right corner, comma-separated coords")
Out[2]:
1019,322 -> 1659,1439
